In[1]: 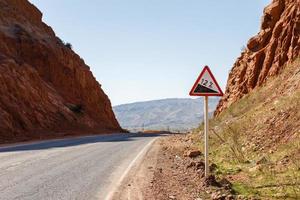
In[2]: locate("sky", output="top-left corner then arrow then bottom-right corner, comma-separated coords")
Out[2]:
29,0 -> 270,106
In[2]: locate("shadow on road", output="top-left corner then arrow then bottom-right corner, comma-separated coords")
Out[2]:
0,133 -> 173,153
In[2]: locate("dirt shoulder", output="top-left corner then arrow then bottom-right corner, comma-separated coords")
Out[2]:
114,134 -> 235,200
112,136 -> 161,200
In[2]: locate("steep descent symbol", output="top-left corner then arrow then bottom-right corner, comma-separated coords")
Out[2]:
189,66 -> 223,96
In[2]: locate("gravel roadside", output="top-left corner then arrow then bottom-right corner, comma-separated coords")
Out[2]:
114,134 -> 236,200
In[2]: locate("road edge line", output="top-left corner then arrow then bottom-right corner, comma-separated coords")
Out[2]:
104,137 -> 158,200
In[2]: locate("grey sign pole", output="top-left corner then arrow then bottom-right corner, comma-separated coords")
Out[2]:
204,96 -> 209,177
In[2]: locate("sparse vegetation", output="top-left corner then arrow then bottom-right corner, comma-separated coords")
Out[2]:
55,37 -> 73,50
193,58 -> 300,199
65,42 -> 73,50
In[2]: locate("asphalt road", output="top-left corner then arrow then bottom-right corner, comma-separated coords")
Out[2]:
0,133 -> 161,200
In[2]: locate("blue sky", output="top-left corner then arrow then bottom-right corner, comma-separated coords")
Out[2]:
29,0 -> 270,106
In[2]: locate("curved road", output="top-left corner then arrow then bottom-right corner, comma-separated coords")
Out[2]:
0,133 -> 161,200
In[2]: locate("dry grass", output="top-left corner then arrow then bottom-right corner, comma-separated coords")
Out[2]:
193,58 -> 300,199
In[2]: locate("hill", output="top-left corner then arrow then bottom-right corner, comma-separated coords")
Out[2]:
196,58 -> 300,199
216,0 -> 300,114
0,0 -> 122,143
192,0 -> 300,198
113,97 -> 220,132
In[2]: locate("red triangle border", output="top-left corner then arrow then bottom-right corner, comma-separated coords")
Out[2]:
189,66 -> 224,96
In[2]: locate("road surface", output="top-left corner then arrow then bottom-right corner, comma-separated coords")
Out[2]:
0,133 -> 161,200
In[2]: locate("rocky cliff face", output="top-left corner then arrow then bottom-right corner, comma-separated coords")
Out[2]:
216,0 -> 300,114
0,0 -> 122,142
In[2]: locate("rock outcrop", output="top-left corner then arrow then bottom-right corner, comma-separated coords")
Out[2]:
216,0 -> 300,114
0,0 -> 122,142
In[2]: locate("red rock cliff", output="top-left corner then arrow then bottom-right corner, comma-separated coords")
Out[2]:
216,0 -> 300,114
0,0 -> 122,142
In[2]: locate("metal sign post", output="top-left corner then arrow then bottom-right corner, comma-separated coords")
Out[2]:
189,66 -> 223,177
204,96 -> 209,176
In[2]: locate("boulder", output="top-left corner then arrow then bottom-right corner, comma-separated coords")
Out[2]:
184,149 -> 202,158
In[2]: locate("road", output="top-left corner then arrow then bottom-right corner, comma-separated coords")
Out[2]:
0,133 -> 161,200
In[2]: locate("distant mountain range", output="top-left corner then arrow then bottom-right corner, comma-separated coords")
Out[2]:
113,97 -> 220,132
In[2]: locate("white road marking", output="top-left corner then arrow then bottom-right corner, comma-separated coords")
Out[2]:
104,137 -> 157,200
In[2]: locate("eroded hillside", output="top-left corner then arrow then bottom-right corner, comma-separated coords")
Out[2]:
194,58 -> 300,199
0,0 -> 122,143
197,0 -> 300,198
216,0 -> 300,114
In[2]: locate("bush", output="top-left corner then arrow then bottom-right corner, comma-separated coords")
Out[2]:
55,37 -> 73,50
65,42 -> 73,50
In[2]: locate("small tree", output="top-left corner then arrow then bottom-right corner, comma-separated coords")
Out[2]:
65,42 -> 73,50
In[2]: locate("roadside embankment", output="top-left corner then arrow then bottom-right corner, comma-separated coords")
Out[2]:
115,134 -> 237,200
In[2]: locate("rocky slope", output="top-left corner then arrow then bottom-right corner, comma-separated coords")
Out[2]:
198,58 -> 300,199
206,0 -> 300,197
0,0 -> 122,143
216,0 -> 300,114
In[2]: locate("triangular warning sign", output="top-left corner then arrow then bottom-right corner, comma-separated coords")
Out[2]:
189,66 -> 224,96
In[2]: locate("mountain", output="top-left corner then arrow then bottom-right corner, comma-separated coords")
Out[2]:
216,0 -> 300,114
0,0 -> 122,143
200,0 -> 300,198
113,98 -> 220,132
